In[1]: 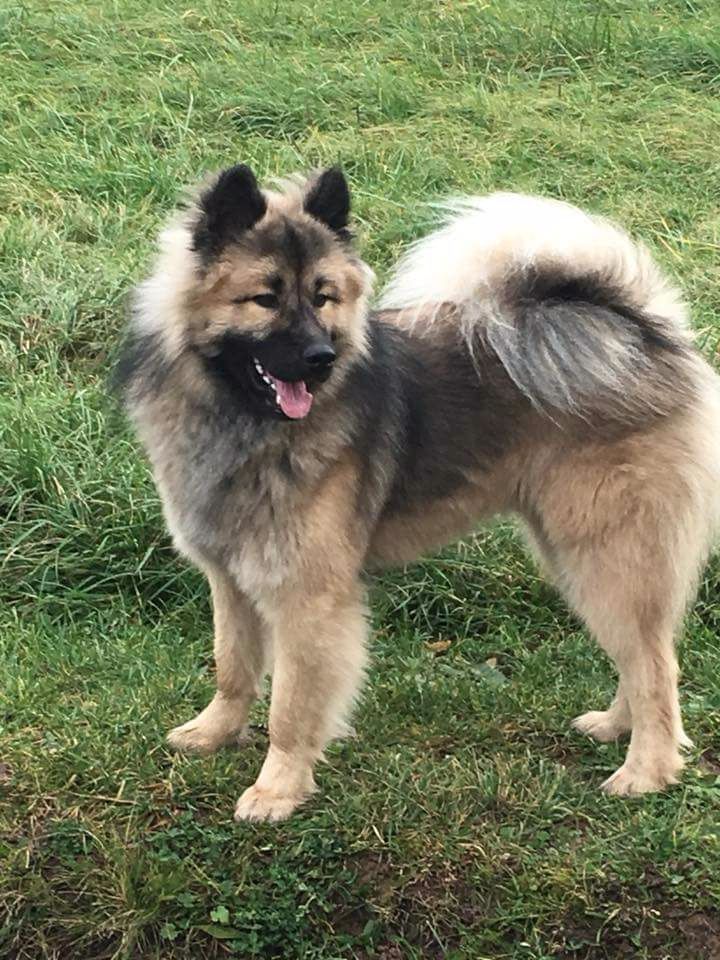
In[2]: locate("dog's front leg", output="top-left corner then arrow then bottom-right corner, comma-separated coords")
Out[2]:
234,579 -> 367,822
167,567 -> 267,754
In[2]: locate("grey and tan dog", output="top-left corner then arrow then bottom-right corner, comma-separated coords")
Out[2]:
118,165 -> 720,821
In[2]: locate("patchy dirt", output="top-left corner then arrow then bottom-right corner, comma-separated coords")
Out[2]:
680,911 -> 720,959
374,947 -> 407,960
698,749 -> 720,776
349,850 -> 492,958
548,891 -> 720,959
396,874 -> 480,953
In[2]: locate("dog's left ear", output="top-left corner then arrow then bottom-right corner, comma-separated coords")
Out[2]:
304,167 -> 351,239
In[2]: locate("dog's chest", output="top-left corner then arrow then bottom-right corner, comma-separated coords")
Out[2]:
139,411 -> 316,595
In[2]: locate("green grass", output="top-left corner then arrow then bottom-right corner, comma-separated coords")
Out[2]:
2,1 -> 720,957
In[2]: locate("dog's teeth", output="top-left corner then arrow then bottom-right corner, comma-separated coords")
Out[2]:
253,358 -> 264,373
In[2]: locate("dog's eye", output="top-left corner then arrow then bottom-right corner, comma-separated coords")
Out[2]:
313,293 -> 329,308
252,294 -> 278,309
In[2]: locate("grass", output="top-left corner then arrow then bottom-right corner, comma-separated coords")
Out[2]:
2,0 -> 720,956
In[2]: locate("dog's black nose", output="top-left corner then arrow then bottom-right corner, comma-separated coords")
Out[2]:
303,343 -> 336,369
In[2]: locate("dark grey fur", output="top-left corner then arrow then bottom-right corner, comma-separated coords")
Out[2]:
480,266 -> 697,424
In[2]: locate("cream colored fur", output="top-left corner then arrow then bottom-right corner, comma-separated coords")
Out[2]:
127,180 -> 720,822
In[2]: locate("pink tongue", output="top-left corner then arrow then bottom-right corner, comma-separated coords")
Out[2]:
272,377 -> 313,419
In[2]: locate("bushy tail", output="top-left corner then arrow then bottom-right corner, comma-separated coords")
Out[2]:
379,192 -> 695,423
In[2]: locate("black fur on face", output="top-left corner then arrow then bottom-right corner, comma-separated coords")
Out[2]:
201,317 -> 337,422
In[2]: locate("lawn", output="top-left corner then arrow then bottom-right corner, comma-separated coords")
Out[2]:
2,0 -> 720,957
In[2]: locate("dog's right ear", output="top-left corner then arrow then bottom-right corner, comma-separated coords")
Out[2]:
193,164 -> 267,256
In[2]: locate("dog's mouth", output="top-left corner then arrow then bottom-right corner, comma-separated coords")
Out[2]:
251,357 -> 314,420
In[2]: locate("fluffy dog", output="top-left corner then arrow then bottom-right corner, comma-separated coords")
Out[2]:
118,165 -> 720,821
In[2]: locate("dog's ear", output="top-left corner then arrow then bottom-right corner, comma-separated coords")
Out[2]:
304,167 -> 351,239
193,164 -> 267,255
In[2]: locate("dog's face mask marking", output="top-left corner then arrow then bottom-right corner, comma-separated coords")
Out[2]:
188,165 -> 370,420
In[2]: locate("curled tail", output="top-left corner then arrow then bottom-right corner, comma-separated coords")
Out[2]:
379,192 -> 697,423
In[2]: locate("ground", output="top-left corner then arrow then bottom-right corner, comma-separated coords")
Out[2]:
2,1 -> 720,957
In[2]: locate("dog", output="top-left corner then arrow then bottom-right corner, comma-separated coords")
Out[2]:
117,164 -> 720,821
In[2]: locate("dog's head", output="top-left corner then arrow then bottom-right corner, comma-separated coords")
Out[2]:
144,165 -> 373,421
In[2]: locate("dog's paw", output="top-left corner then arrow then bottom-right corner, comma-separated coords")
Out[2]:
572,709 -> 630,743
234,784 -> 310,823
679,730 -> 694,750
167,719 -> 248,755
601,760 -> 680,796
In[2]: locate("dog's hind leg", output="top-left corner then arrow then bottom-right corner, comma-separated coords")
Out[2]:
572,680 -> 632,743
523,514 -> 633,743
529,435 -> 711,795
167,568 -> 267,755
557,527 -> 695,794
589,607 -> 689,796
